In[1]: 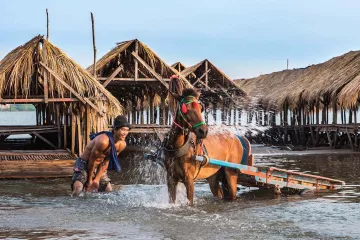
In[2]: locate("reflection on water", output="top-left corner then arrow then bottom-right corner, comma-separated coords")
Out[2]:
1,153 -> 360,239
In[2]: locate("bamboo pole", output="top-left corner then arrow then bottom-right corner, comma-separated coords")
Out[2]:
160,97 -> 166,125
46,9 -> 49,40
91,12 -> 97,77
86,105 -> 91,145
140,97 -> 144,124
238,108 -> 242,126
71,109 -> 76,155
63,105 -> 68,149
149,94 -> 154,124
132,96 -> 136,125
316,100 -> 320,125
349,109 -> 353,124
332,98 -> 337,124
77,115 -> 82,155
56,104 -> 62,149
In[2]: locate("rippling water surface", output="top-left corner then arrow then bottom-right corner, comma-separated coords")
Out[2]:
1,151 -> 360,240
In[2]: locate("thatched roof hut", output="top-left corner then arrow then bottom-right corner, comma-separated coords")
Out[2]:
235,50 -> 360,111
180,59 -> 246,106
0,35 -> 123,154
87,39 -> 192,110
0,35 -> 123,115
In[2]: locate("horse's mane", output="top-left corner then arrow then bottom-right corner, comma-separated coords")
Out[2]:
168,77 -> 184,114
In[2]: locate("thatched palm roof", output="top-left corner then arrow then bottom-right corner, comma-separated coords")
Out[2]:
235,50 -> 360,110
0,35 -> 123,116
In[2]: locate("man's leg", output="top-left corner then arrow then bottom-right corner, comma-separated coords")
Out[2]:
99,171 -> 112,192
71,180 -> 84,196
71,170 -> 87,196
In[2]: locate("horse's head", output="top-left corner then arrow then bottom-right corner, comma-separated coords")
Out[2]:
168,75 -> 208,139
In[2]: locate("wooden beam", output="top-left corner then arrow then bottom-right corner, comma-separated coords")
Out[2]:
102,64 -> 124,87
98,77 -> 171,81
0,98 -> 80,103
135,41 -> 139,81
131,52 -> 169,88
40,63 -> 86,104
193,69 -> 211,87
40,62 -> 104,116
32,132 -> 57,149
205,60 -> 209,86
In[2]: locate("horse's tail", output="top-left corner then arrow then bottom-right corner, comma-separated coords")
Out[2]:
237,135 -> 254,166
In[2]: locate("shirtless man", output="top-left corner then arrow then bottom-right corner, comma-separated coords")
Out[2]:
71,115 -> 131,196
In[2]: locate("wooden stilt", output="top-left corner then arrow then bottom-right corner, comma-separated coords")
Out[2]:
140,97 -> 144,124
71,109 -> 76,155
332,99 -> 337,124
160,97 -> 166,125
310,126 -> 315,147
86,105 -> 91,145
56,104 -> 62,149
316,100 -> 320,125
149,94 -> 154,124
63,105 -> 68,149
346,128 -> 354,150
77,115 -> 83,155
326,130 -> 333,148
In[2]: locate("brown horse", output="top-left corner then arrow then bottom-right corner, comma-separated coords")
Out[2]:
164,77 -> 253,205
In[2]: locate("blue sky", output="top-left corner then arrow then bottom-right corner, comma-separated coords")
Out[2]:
1,0 -> 360,79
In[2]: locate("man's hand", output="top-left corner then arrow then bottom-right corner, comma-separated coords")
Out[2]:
86,180 -> 100,192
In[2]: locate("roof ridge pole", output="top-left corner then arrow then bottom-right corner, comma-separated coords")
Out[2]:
46,9 -> 49,40
91,12 -> 97,78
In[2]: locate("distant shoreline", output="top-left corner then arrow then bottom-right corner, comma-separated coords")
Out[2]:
0,104 -> 35,112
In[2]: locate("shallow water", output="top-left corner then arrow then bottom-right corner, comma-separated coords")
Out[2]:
1,153 -> 360,240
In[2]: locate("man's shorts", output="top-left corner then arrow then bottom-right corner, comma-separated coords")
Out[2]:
71,157 -> 111,192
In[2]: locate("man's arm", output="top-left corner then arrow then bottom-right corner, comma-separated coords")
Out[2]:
87,135 -> 109,190
93,160 -> 109,183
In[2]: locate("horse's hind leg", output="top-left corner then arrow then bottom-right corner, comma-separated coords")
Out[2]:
224,168 -> 239,200
206,172 -> 223,199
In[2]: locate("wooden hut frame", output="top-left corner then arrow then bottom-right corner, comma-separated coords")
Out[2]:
87,39 -> 192,129
180,59 -> 247,125
171,62 -> 187,73
0,35 -> 123,155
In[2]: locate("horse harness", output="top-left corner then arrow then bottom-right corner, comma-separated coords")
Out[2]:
163,130 -> 209,180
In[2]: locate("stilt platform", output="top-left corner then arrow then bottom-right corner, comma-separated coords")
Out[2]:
0,150 -> 74,179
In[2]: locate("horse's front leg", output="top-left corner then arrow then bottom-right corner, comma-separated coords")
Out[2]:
184,177 -> 195,205
167,174 -> 178,204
